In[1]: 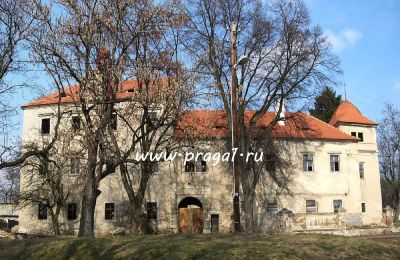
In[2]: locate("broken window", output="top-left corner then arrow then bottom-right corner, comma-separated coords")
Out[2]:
71,116 -> 81,131
333,199 -> 342,213
359,162 -> 365,179
306,200 -> 317,213
105,203 -> 115,220
147,202 -> 157,220
303,154 -> 313,172
67,203 -> 77,220
330,155 -> 340,172
38,203 -> 47,220
41,118 -> 50,134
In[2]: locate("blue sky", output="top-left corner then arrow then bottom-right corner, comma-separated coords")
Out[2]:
304,0 -> 400,121
7,0 -> 400,139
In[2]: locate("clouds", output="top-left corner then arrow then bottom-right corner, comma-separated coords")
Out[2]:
325,28 -> 362,52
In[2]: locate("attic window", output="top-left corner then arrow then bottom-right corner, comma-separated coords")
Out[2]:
127,88 -> 135,92
214,125 -> 224,129
351,132 -> 356,137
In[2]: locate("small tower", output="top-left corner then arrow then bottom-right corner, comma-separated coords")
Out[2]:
330,100 -> 382,225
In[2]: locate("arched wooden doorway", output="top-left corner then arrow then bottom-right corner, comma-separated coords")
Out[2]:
178,197 -> 204,233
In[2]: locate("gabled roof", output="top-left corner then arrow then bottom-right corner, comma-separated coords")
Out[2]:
21,79 -> 169,109
175,110 -> 358,142
329,100 -> 378,126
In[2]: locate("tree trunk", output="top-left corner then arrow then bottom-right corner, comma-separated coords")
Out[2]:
78,141 -> 100,238
48,208 -> 61,235
130,200 -> 142,234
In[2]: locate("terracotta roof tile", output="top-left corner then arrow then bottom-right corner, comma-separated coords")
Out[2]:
175,110 -> 358,141
21,79 -> 169,109
329,100 -> 378,126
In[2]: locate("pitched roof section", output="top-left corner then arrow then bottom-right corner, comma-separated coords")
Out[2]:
175,110 -> 358,142
21,79 -> 169,109
329,100 -> 378,126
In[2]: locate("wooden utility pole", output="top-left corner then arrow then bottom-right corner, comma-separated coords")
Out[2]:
230,22 -> 241,232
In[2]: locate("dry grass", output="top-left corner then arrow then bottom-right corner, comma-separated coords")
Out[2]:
1,233 -> 400,259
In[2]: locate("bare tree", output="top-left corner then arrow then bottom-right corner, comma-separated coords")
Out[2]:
182,0 -> 339,231
27,0 -> 189,237
0,166 -> 20,203
378,103 -> 400,226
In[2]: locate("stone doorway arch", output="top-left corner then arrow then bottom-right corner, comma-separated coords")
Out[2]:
178,197 -> 204,233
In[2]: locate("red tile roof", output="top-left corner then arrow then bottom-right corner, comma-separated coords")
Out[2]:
175,110 -> 358,141
21,79 -> 169,109
329,100 -> 378,126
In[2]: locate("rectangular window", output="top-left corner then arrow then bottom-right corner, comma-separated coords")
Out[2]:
111,114 -> 117,130
70,157 -> 80,175
303,154 -> 313,172
71,116 -> 81,131
147,202 -> 157,220
185,161 -> 195,172
330,155 -> 340,172
358,132 -> 364,142
265,154 -> 276,172
351,132 -> 357,137
38,203 -> 47,220
105,203 -> 115,220
41,118 -> 50,134
361,203 -> 366,213
211,214 -> 219,233
333,199 -> 342,213
306,200 -> 317,213
195,155 -> 207,172
359,163 -> 365,179
266,200 -> 278,215
148,112 -> 158,126
67,203 -> 77,220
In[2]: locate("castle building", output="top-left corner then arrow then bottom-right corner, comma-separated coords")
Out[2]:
18,84 -> 382,234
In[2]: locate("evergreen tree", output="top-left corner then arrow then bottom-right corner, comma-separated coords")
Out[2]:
310,86 -> 342,123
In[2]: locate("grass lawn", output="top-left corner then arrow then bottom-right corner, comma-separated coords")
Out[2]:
1,233 -> 400,259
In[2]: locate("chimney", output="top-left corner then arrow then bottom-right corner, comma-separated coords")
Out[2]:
275,96 -> 285,126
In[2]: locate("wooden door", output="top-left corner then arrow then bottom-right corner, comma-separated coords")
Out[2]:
178,208 -> 203,233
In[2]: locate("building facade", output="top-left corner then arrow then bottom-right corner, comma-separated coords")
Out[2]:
18,88 -> 383,234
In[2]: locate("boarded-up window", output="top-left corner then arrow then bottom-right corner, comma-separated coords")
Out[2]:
38,203 -> 47,219
147,202 -> 157,219
105,203 -> 115,220
306,200 -> 317,213
67,203 -> 77,220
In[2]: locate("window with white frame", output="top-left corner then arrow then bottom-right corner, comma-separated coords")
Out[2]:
330,155 -> 340,172
306,200 -> 317,213
303,154 -> 313,171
